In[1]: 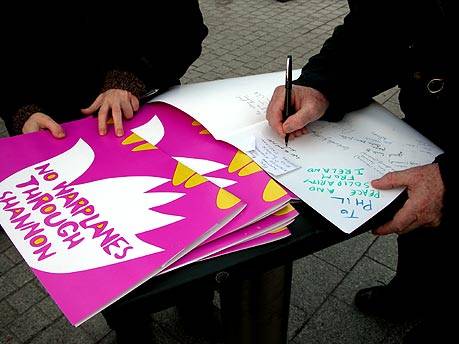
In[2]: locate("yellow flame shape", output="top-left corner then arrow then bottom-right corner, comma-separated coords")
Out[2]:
273,204 -> 295,216
228,150 -> 253,173
216,188 -> 241,209
172,162 -> 196,186
270,227 -> 288,234
262,179 -> 287,202
185,174 -> 207,188
238,162 -> 262,176
122,133 -> 145,145
132,143 -> 157,152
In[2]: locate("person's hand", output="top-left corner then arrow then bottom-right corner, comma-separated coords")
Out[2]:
22,112 -> 65,139
81,89 -> 140,137
266,85 -> 329,139
372,163 -> 444,236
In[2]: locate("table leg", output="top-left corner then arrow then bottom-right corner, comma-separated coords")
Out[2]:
219,262 -> 293,344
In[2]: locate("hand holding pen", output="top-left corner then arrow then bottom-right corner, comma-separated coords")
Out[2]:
266,58 -> 330,141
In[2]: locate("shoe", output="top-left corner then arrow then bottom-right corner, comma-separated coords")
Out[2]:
354,284 -> 423,320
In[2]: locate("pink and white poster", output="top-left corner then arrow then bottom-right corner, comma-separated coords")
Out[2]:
0,112 -> 246,325
129,102 -> 295,242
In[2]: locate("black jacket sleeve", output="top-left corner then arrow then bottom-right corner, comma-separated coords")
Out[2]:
105,0 -> 208,91
294,0 -> 408,121
0,1 -> 208,135
435,153 -> 455,228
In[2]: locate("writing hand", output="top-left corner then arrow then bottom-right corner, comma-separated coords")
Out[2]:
372,164 -> 444,235
81,89 -> 140,137
266,85 -> 329,139
22,112 -> 65,139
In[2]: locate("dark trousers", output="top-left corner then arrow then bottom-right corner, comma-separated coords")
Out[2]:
395,222 -> 456,315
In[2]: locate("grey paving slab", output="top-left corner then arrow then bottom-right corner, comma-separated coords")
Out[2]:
0,329 -> 20,344
332,256 -> 395,306
367,235 -> 398,271
8,307 -> 53,342
51,317 -> 94,344
3,247 -> 23,265
292,296 -> 389,344
183,0 -> 348,84
0,254 -> 14,275
313,232 -> 377,272
3,263 -> 34,288
36,298 -> 62,322
288,304 -> 308,341
152,307 -> 215,344
0,274 -> 16,301
0,300 -> 17,328
0,232 -> 12,254
28,322 -> 66,344
7,282 -> 46,314
150,321 -> 186,344
96,330 -> 117,344
80,314 -> 111,342
291,255 -> 345,313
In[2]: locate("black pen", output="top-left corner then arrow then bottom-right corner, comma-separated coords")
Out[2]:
283,55 -> 292,147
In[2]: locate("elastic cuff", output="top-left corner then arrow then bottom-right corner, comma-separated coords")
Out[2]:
101,70 -> 147,98
10,104 -> 44,136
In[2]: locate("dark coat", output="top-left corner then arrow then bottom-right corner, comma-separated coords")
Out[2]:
294,0 -> 455,224
0,1 -> 208,134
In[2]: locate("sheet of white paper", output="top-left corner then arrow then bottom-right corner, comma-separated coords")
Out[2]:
246,137 -> 301,176
153,72 -> 442,233
154,70 -> 301,140
235,135 -> 256,152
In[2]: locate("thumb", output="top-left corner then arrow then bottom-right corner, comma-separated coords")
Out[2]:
282,112 -> 307,133
371,171 -> 408,190
283,107 -> 314,133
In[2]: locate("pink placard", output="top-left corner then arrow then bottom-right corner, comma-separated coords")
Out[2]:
0,112 -> 245,325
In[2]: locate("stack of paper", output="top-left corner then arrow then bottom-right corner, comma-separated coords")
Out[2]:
155,71 -> 442,233
0,103 -> 297,326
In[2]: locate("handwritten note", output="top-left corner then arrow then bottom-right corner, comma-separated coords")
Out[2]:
235,91 -> 270,116
246,138 -> 300,176
153,71 -> 442,233
303,167 -> 380,221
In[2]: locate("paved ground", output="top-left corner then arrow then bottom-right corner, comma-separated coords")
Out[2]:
1,1 -> 411,343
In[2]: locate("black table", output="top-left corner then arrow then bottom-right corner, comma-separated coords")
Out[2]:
103,197 -> 403,343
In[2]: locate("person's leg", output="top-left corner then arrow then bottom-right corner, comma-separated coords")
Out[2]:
355,224 -> 453,319
400,223 -> 456,342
